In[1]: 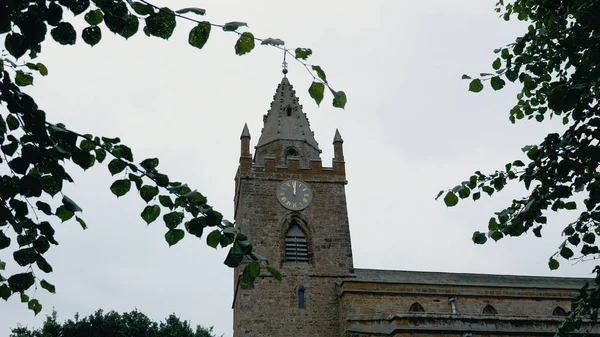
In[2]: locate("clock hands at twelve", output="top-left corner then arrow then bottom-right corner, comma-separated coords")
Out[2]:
293,181 -> 297,196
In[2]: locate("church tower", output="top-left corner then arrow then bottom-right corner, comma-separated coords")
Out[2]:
232,75 -> 353,337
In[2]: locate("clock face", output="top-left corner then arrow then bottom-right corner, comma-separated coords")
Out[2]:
277,179 -> 313,211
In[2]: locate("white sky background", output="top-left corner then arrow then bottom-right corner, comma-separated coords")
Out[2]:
2,0 -> 594,336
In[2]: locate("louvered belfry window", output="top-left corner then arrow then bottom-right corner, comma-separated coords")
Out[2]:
285,224 -> 308,262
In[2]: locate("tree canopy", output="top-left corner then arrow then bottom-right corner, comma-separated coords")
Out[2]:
10,309 -> 219,337
438,0 -> 600,333
0,0 -> 346,315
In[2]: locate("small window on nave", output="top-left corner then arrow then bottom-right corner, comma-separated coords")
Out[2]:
409,302 -> 425,313
553,306 -> 567,316
482,304 -> 498,315
285,224 -> 308,262
286,105 -> 293,116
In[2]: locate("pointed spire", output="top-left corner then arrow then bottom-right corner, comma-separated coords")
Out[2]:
255,76 -> 320,151
240,123 -> 251,139
333,129 -> 343,143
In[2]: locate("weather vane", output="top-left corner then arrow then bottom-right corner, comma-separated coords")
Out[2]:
282,49 -> 288,76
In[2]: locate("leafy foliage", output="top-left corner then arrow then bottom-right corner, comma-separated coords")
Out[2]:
0,0 -> 328,315
9,309 -> 221,337
438,0 -> 600,334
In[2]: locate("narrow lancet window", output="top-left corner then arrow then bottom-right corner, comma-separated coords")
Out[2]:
298,288 -> 305,309
409,302 -> 425,312
483,304 -> 498,315
553,306 -> 567,316
285,224 -> 308,262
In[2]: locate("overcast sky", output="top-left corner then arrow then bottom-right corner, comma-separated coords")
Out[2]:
2,1 -> 593,336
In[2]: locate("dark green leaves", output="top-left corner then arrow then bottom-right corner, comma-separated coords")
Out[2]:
141,205 -> 160,224
8,272 -> 35,292
188,22 -> 211,49
131,2 -> 155,16
206,230 -> 221,248
6,115 -> 19,130
308,82 -> 325,106
40,279 -> 56,293
490,76 -> 506,91
443,192 -> 458,207
266,266 -> 282,281
28,298 -> 42,315
55,205 -> 74,222
235,32 -> 255,56
469,79 -> 484,92
51,22 -> 77,45
472,231 -> 487,244
108,159 -> 127,175
62,195 -> 82,212
13,248 -> 37,266
176,7 -> 206,16
85,9 -> 104,25
0,232 -> 12,249
163,211 -> 184,229
165,229 -> 184,246
145,8 -> 176,39
222,21 -> 247,31
110,179 -> 131,197
295,48 -> 312,60
15,71 -> 34,87
5,33 -> 28,58
140,185 -> 159,202
82,26 -> 101,46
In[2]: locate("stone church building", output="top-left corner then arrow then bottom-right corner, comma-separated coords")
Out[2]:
231,75 -> 595,336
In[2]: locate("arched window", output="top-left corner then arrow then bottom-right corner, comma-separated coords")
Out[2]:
285,224 -> 308,262
286,105 -> 293,116
553,306 -> 567,316
482,305 -> 497,315
409,302 -> 425,313
298,288 -> 305,309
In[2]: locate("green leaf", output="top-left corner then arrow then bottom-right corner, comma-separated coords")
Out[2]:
13,248 -> 38,266
224,246 -> 244,267
235,32 -> 255,56
84,9 -> 104,25
0,284 -> 11,300
141,205 -> 160,224
163,211 -> 184,229
560,246 -> 574,259
40,279 -> 56,293
176,7 -> 206,15
164,229 -> 185,246
490,76 -> 506,91
222,21 -> 247,31
266,266 -> 282,281
186,217 -> 205,237
295,48 -> 312,60
472,192 -> 481,201
62,195 -> 82,212
95,148 -> 107,163
492,58 -> 501,70
443,192 -> 459,207
51,22 -> 77,45
33,237 -> 50,254
110,179 -> 131,197
461,74 -> 471,80
458,187 -> 470,199
28,298 -> 42,315
488,217 -> 498,231
120,15 -> 139,39
564,201 -> 577,210
145,8 -> 176,39
6,115 -> 19,130
131,2 -> 155,16
82,26 -> 101,46
15,71 -> 34,87
246,261 -> 260,278
140,185 -> 159,203
55,205 -> 74,222
311,65 -> 327,83
159,195 -> 174,209
25,62 -> 49,76
472,231 -> 487,244
206,230 -> 221,248
261,38 -> 284,46
20,292 -> 29,303
548,257 -> 559,270
188,22 -> 211,49
75,216 -> 87,229
308,82 -> 325,106
8,272 -> 35,292
5,33 -> 28,58
108,159 -> 127,175
469,79 -> 484,92
112,145 -> 133,161
0,260 -> 5,270
331,90 -> 347,109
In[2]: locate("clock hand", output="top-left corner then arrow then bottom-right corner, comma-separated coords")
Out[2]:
293,181 -> 297,196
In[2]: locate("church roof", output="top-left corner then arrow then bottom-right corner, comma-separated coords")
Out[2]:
255,77 -> 320,151
349,268 -> 590,290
